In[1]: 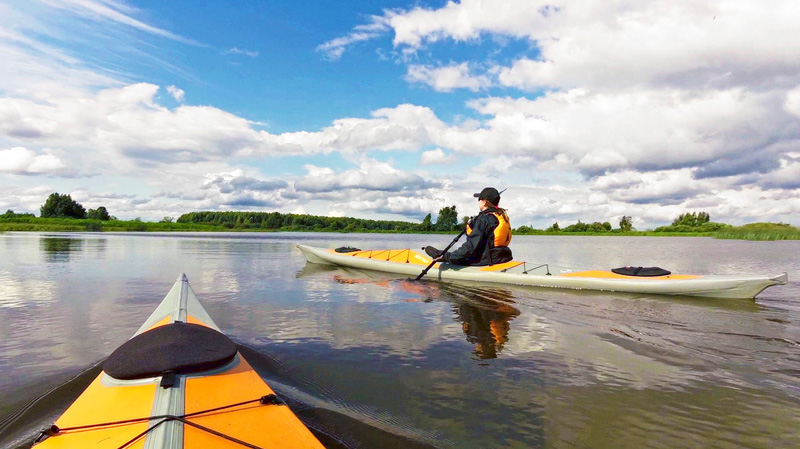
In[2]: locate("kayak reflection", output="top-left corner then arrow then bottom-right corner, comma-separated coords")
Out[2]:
331,273 -> 521,359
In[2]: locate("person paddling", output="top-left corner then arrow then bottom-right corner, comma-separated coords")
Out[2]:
427,187 -> 513,266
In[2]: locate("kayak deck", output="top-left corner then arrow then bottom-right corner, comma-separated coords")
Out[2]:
35,273 -> 323,449
298,245 -> 788,299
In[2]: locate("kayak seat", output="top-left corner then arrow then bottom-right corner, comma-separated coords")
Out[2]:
611,266 -> 671,277
104,322 -> 237,380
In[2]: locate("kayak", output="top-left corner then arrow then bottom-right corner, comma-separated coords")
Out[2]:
34,273 -> 324,449
297,245 -> 788,299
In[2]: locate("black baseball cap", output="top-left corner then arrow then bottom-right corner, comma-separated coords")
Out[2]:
473,187 -> 500,205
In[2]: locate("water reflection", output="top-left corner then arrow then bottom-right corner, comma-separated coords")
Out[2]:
329,272 -> 522,359
40,237 -> 84,263
454,298 -> 519,359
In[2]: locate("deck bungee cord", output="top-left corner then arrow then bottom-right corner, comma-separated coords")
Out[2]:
37,394 -> 284,449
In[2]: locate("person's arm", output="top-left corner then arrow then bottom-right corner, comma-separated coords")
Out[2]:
443,216 -> 490,264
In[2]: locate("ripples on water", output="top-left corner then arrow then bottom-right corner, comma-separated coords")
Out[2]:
0,232 -> 798,448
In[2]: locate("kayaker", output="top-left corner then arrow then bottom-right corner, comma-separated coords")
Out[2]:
428,187 -> 513,266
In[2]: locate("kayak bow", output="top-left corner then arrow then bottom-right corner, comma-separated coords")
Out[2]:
297,244 -> 788,299
35,273 -> 324,449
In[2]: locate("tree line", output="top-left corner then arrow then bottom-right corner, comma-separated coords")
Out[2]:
177,211 -> 428,232
1,192 -> 734,235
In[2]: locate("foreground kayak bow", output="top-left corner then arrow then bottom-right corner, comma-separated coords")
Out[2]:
298,245 -> 788,299
35,273 -> 324,449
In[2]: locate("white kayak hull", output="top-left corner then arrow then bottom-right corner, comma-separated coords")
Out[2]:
297,244 -> 787,299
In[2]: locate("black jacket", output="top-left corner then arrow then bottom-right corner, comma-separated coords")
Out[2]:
444,208 -> 512,266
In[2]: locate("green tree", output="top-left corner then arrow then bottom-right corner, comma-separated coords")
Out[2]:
619,215 -> 634,232
40,193 -> 86,219
546,222 -> 560,232
434,205 -> 459,231
515,225 -> 535,234
420,213 -> 432,231
160,216 -> 174,223
602,221 -> 612,231
588,222 -> 607,232
672,212 -> 711,228
563,220 -> 588,232
87,206 -> 111,221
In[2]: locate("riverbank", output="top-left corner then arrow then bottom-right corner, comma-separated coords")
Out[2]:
2,217 -> 798,240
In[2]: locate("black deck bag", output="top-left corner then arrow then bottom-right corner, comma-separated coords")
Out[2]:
104,322 -> 237,380
611,266 -> 671,277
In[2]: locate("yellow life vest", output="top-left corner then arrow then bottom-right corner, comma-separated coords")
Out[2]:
466,209 -> 512,247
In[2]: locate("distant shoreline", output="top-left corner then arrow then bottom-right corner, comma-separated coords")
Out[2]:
1,217 -> 798,240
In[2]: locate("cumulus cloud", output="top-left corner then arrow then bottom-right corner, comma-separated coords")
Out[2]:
596,169 -> 704,205
759,157 -> 800,189
0,83 -> 260,166
460,89 -> 800,177
203,171 -> 288,194
329,1 -> 800,91
294,159 -> 440,193
406,63 -> 491,92
256,104 -> 448,155
4,79 -> 792,185
166,85 -> 185,102
0,147 -> 68,175
419,148 -> 458,165
785,85 -> 800,117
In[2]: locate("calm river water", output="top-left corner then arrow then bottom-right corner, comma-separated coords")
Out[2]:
0,232 -> 799,448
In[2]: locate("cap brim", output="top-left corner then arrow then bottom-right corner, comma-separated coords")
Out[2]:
473,193 -> 481,197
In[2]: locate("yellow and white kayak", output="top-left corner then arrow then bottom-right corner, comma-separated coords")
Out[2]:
35,273 -> 324,449
298,244 -> 788,299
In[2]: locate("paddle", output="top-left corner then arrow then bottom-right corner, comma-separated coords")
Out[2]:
415,225 -> 468,281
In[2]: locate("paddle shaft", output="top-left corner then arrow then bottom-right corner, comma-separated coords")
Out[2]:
415,226 -> 468,280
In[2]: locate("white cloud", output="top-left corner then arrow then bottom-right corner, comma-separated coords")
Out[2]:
459,88 -> 799,176
0,83 -> 261,167
0,147 -> 68,175
256,104 -> 447,155
406,63 -> 490,92
419,148 -> 458,165
335,1 -> 800,91
595,169 -> 705,205
294,158 -> 439,193
385,0 -> 546,48
223,47 -> 259,57
166,85 -> 185,102
316,18 -> 389,60
785,85 -> 800,117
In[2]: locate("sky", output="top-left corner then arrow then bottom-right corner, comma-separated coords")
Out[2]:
1,0 -> 799,229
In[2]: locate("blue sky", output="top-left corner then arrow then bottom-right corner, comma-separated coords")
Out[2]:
1,0 -> 799,228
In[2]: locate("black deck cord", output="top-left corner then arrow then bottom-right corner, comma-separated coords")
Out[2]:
37,394 -> 282,448
117,416 -> 265,449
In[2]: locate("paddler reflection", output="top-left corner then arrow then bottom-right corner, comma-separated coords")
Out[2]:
452,291 -> 519,359
332,273 -> 520,359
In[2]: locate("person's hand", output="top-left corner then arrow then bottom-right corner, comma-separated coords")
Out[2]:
432,253 -> 445,262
